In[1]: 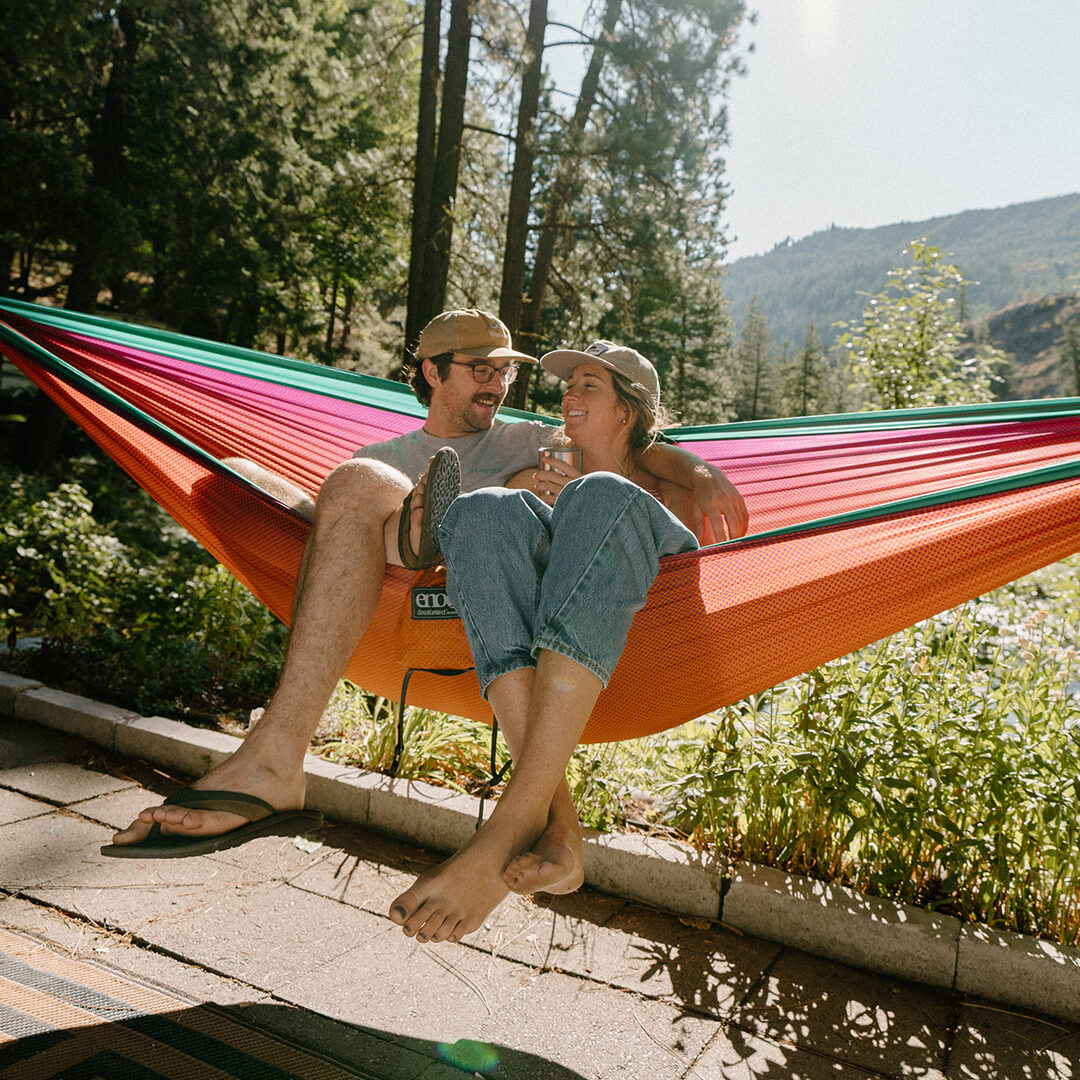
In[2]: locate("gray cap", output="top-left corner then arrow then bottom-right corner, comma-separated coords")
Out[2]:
540,340 -> 660,413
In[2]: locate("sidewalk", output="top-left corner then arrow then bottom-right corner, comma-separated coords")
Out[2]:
2,689 -> 1079,1077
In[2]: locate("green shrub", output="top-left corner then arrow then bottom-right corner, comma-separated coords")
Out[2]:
661,564 -> 1080,944
1,462 -> 286,722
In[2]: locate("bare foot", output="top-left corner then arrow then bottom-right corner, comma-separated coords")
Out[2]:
109,759 -> 306,846
503,818 -> 584,896
388,819 -> 526,944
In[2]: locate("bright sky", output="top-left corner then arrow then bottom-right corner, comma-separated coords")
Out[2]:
724,0 -> 1080,259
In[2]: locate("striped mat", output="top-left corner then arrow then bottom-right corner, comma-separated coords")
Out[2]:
0,925 -> 370,1079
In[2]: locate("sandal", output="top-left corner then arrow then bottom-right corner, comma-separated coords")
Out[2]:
397,446 -> 460,568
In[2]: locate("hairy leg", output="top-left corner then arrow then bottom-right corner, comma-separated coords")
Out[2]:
388,651 -> 601,943
111,458 -> 411,845
222,458 -> 316,520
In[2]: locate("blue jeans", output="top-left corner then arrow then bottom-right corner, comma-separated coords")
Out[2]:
438,473 -> 698,698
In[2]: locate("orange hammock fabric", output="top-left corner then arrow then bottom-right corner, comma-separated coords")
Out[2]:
3,297 -> 1080,742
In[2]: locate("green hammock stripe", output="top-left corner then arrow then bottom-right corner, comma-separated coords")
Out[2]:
672,395 -> 1080,441
0,297 -> 547,426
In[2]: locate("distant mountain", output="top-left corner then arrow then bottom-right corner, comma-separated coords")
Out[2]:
965,293 -> 1080,401
723,193 -> 1080,351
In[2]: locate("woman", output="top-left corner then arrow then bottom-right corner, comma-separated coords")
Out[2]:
388,341 -> 703,944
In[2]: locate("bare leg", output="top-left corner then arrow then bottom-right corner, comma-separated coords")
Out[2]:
486,669 -> 584,896
111,458 -> 412,845
221,458 -> 316,520
388,650 -> 601,943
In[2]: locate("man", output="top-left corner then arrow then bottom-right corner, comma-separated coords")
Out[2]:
106,310 -> 748,881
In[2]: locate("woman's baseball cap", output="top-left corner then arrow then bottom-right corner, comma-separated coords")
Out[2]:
540,340 -> 660,413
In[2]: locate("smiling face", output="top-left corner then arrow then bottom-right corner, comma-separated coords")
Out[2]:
424,354 -> 516,436
561,362 -> 633,450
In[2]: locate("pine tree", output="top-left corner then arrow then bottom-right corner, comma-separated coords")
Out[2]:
732,299 -> 778,421
782,322 -> 827,416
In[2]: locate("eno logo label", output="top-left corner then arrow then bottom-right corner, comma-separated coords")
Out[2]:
411,588 -> 460,620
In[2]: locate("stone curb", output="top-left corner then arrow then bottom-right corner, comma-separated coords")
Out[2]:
2,669 -> 1078,1023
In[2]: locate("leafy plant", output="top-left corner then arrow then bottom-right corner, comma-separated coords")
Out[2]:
835,239 -> 1008,408
1,462 -> 286,722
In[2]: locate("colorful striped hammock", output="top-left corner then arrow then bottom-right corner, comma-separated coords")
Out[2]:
3,296 -> 1080,743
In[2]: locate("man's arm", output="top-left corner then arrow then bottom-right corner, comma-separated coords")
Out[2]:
639,442 -> 748,541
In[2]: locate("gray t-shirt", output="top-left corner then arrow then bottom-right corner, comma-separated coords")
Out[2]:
354,419 -> 555,492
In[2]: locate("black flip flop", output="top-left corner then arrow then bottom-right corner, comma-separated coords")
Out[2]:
397,446 -> 461,569
100,788 -> 323,859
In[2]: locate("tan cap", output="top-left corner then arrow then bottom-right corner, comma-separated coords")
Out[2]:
416,308 -> 536,361
541,340 -> 660,414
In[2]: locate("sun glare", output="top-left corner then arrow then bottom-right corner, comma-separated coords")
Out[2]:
793,0 -> 842,67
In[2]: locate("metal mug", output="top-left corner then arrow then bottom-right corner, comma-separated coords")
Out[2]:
538,447 -> 582,473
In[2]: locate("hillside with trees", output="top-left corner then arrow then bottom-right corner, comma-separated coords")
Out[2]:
966,292 -> 1080,400
724,193 -> 1080,352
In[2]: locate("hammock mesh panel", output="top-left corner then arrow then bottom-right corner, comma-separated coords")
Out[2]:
3,296 -> 1079,742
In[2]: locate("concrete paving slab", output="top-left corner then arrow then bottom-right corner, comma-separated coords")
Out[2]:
0,786 -> 53,825
202,831 -> 334,878
108,877 -> 380,993
0,715 -> 91,768
2,810 -> 121,889
690,1022 -> 890,1079
472,889 -> 782,1019
0,893 -> 262,1007
0,759 -> 133,803
283,936 -> 719,1080
592,905 -> 782,1017
723,862 -> 961,989
281,912 -> 543,1044
945,1001 -> 1080,1079
1,813 -> 261,932
285,825 -> 428,916
67,784 -> 173,830
731,947 -> 953,1078
471,967 -> 724,1080
956,924 -> 1080,1023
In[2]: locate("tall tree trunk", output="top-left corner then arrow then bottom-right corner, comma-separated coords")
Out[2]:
66,5 -> 138,313
1,34 -> 19,292
339,283 -> 354,351
518,0 -> 621,351
412,0 -> 474,347
404,0 -> 443,356
25,7 -> 138,471
325,274 -> 339,353
499,0 -> 548,409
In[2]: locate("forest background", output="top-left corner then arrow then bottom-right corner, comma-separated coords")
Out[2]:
4,1 -> 1080,437
2,0 -> 750,445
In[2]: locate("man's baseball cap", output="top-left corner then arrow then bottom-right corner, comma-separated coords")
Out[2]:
416,308 -> 536,362
540,340 -> 660,414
